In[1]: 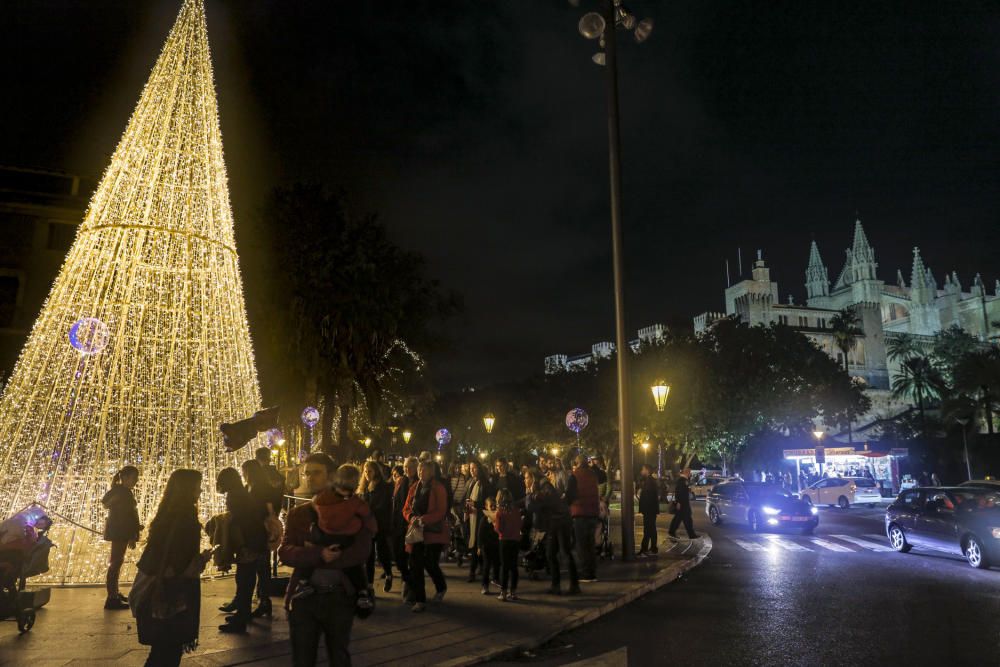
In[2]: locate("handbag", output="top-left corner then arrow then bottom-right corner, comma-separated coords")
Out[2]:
404,519 -> 424,545
129,522 -> 191,620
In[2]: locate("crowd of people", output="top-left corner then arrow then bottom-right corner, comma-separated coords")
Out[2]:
103,448 -> 680,666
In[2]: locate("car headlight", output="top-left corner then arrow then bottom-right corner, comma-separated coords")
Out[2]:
762,506 -> 781,515
991,528 -> 1000,539
810,507 -> 819,515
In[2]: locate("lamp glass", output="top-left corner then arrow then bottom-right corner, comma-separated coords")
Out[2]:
483,413 -> 496,434
651,382 -> 670,411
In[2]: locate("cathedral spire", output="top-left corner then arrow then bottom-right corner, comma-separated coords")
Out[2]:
910,247 -> 926,290
805,240 -> 829,300
849,218 -> 877,281
897,269 -> 907,288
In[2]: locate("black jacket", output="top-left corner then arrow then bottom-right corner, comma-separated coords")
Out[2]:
362,480 -> 393,536
674,477 -> 692,510
226,487 -> 268,553
102,485 -> 142,543
491,471 -> 524,500
525,479 -> 569,533
392,476 -> 412,533
638,476 -> 659,516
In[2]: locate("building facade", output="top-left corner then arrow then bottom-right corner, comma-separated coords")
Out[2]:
544,323 -> 667,374
694,220 -> 1000,391
0,166 -> 92,379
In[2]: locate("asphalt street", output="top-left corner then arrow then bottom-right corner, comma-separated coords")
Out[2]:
494,501 -> 1000,667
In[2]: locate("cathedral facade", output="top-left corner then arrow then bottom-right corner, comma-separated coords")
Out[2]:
694,220 -> 1000,391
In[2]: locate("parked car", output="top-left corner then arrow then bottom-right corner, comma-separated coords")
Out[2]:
706,482 -> 819,533
960,480 -> 1000,492
800,476 -> 881,508
690,475 -> 736,499
900,474 -> 917,490
885,486 -> 1000,569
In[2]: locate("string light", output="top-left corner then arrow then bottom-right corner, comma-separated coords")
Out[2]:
0,0 -> 261,584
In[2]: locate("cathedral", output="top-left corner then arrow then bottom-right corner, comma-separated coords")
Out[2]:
694,220 -> 1000,393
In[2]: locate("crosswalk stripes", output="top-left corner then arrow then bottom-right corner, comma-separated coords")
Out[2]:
807,537 -> 854,552
830,534 -> 893,552
763,535 -> 812,551
726,533 -> 892,554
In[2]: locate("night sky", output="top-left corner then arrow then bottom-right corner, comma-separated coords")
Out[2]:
3,1 -> 1000,389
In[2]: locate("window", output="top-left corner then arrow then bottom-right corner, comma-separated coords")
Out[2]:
0,276 -> 18,327
818,318 -> 827,329
898,491 -> 922,508
798,316 -> 808,327
714,483 -> 735,499
778,315 -> 789,325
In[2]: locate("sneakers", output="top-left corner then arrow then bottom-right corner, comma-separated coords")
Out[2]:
650,546 -> 659,554
383,574 -> 393,593
104,597 -> 129,610
480,585 -> 490,595
579,577 -> 598,583
497,590 -> 508,601
356,592 -> 374,611
433,590 -> 446,602
411,602 -> 426,613
508,592 -> 519,601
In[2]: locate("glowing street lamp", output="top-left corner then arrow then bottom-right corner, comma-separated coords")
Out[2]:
483,413 -> 496,434
402,430 -> 412,445
651,382 -> 670,412
478,451 -> 488,460
641,441 -> 650,463
812,429 -> 825,441
363,437 -> 372,449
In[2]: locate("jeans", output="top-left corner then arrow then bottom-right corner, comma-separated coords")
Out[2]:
289,587 -> 356,667
573,516 -> 598,579
106,540 -> 128,598
480,540 -> 499,588
408,543 -> 446,603
234,554 -> 266,620
392,530 -> 410,579
545,520 -> 578,590
499,539 -> 520,592
640,512 -> 658,552
144,643 -> 182,667
366,532 -> 394,585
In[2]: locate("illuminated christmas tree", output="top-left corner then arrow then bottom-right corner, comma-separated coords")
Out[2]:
0,0 -> 262,584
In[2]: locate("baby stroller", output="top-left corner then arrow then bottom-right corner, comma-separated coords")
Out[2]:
521,528 -> 548,580
0,506 -> 55,633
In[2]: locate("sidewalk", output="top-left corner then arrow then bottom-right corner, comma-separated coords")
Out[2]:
0,518 -> 711,667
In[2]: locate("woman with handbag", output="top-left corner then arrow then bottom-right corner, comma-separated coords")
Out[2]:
402,460 -> 450,613
464,462 -> 493,583
132,469 -> 213,667
360,461 -> 395,593
102,465 -> 142,610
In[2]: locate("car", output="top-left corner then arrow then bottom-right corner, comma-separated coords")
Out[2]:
959,480 -> 1000,492
885,486 -> 1000,569
706,481 -> 819,533
900,474 -> 917,490
690,475 -> 736,499
800,476 -> 881,508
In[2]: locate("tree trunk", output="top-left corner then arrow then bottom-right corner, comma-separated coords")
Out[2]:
337,401 -> 352,462
918,392 -> 927,441
982,386 -> 995,434
320,394 -> 336,457
843,354 -> 853,444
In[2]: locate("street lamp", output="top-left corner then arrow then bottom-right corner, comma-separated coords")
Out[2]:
957,417 -> 972,480
651,382 -> 670,412
641,441 -> 650,463
483,413 -> 496,434
401,430 -> 412,445
363,437 -> 372,449
576,0 -> 654,562
479,451 -> 488,461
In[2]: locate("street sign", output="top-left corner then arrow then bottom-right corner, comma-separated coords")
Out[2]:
815,446 -> 826,464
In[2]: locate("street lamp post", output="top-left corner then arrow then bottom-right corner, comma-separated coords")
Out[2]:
809,429 -> 825,491
651,381 -> 670,478
401,430 -> 412,446
641,441 -> 650,464
957,417 -> 972,480
577,0 -> 653,562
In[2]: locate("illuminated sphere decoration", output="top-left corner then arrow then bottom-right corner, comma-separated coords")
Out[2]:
301,407 -> 320,429
435,428 -> 452,446
565,408 -> 589,433
0,0 -> 263,584
266,427 -> 285,447
68,317 -> 111,355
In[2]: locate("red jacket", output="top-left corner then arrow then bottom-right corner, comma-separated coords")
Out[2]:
569,466 -> 600,518
402,478 -> 450,551
493,507 -> 523,541
278,500 -> 372,571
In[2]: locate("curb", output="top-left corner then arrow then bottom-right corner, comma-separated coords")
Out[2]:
439,535 -> 713,667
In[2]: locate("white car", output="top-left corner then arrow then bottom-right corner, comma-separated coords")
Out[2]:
690,476 -> 737,499
800,477 -> 882,508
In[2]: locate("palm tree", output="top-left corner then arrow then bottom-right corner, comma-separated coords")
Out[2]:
953,348 -> 1000,434
829,308 -> 862,442
886,334 -> 920,362
892,356 -> 947,439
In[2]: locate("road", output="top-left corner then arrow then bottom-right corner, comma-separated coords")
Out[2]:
494,501 -> 1000,667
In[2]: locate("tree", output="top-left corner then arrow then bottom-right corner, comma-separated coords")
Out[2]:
932,325 -> 980,383
829,308 -> 862,442
953,348 -> 1000,434
892,356 -> 948,439
887,334 -> 920,362
255,184 -> 460,458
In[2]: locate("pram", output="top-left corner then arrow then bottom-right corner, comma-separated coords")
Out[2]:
0,505 -> 55,633
521,528 -> 548,580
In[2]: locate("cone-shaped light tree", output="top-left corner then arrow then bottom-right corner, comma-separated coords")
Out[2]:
0,0 -> 262,584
